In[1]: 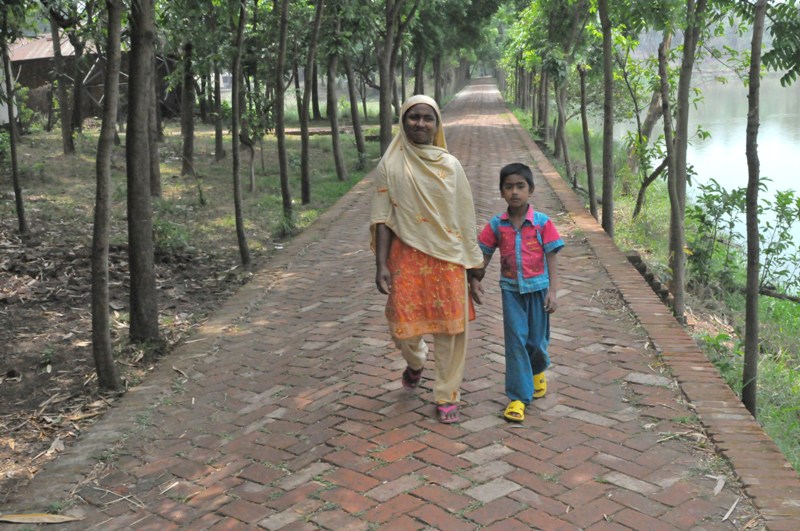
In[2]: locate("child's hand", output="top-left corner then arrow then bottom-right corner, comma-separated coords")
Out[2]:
544,291 -> 557,313
469,278 -> 484,305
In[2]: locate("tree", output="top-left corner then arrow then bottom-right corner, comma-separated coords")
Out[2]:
127,0 -> 160,346
325,2 -> 346,182
742,0 -> 767,418
577,63 -> 598,219
275,0 -> 293,225
231,0 -> 250,266
47,8 -> 74,155
598,0 -> 614,237
300,0 -> 326,204
91,0 -> 122,391
1,0 -> 30,236
668,0 -> 708,323
378,0 -> 418,153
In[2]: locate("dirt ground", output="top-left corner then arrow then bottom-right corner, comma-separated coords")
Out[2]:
0,212 -> 254,505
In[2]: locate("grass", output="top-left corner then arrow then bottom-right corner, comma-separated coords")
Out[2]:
510,104 -> 800,473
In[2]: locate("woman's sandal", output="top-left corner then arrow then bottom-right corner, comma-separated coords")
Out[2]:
436,403 -> 460,424
401,366 -> 423,389
504,400 -> 525,422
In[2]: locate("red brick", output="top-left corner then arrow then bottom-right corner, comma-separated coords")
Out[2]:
415,448 -> 471,471
464,498 -> 526,526
373,440 -> 427,462
416,432 -> 469,455
216,499 -> 272,524
516,508 -> 581,531
557,482 -> 613,508
363,493 -> 425,523
410,484 -> 472,512
325,468 -> 380,492
563,497 -> 624,528
560,461 -> 607,488
237,463 -> 284,485
323,449 -> 374,472
411,503 -> 474,531
320,487 -> 377,514
613,508 -> 676,531
550,445 -> 597,469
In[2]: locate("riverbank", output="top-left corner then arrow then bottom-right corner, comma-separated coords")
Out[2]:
510,106 -> 800,473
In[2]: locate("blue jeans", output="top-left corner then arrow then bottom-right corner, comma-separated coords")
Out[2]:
502,288 -> 550,404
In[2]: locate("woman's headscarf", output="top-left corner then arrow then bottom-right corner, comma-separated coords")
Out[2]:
370,95 -> 483,269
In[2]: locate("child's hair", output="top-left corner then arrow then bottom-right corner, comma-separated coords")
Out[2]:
499,162 -> 534,191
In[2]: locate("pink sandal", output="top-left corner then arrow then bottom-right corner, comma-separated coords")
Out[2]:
436,404 -> 459,424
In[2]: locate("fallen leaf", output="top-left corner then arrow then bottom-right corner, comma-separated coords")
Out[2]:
45,437 -> 65,456
0,513 -> 82,523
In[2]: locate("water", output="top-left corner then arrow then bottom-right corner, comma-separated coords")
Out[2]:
688,75 -> 800,197
687,75 -> 800,287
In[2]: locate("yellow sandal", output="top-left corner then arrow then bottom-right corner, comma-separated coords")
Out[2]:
504,400 -> 525,422
533,373 -> 547,399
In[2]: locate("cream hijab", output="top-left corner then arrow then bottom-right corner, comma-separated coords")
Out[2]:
370,95 -> 483,269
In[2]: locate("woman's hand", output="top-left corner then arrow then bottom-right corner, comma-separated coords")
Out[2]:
376,264 -> 392,294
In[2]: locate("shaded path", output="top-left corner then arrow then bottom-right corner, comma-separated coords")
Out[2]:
4,80 -> 798,530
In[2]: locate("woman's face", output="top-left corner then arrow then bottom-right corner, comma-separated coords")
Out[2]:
403,103 -> 438,145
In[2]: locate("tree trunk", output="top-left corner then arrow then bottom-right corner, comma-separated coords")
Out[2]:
180,41 -> 195,176
633,158 -> 667,219
743,0 -> 767,418
400,46 -> 407,103
91,0 -> 122,391
231,2 -> 250,265
149,48 -> 161,197
555,84 -> 573,187
1,35 -> 27,235
659,43 -> 681,326
414,48 -> 425,94
553,76 -> 563,159
433,53 -> 442,105
198,74 -> 209,123
213,65 -> 225,160
670,0 -> 708,323
275,0 -> 292,223
530,67 -> 538,130
539,70 -> 549,142
311,62 -> 323,120
293,61 -> 302,117
344,56 -> 366,169
626,35 -> 670,176
578,65 -> 598,220
327,51 -> 347,181
127,0 -> 160,346
69,36 -> 86,133
49,15 -> 74,155
379,1 -> 403,153
598,0 -> 614,237
300,0 -> 325,205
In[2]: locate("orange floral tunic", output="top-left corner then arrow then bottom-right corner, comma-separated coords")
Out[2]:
386,238 -> 476,340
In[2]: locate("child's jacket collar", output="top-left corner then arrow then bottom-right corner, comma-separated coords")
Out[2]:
500,204 -> 534,223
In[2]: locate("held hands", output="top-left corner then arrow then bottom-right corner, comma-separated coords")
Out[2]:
469,277 -> 484,305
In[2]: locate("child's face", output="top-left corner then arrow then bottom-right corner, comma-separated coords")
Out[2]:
501,173 -> 532,208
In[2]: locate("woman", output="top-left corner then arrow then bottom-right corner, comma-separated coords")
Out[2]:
371,94 -> 484,424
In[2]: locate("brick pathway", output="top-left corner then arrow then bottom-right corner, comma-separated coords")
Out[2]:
5,79 -> 799,530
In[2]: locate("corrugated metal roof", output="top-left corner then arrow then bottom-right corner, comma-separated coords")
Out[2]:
9,33 -> 76,62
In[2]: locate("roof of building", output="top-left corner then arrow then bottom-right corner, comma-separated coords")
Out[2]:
9,34 -> 80,62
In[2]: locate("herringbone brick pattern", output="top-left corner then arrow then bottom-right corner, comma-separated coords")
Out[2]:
4,80 -> 798,530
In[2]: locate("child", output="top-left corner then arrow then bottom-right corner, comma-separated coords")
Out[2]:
477,163 -> 564,422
